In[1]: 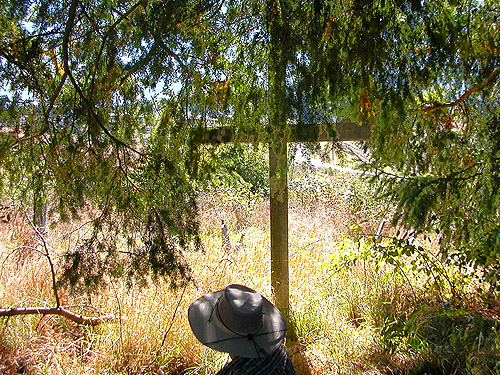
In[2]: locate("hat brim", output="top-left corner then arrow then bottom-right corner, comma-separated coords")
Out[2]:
188,288 -> 287,358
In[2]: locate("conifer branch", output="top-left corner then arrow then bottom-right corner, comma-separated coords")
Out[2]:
48,71 -> 68,114
422,67 -> 500,112
90,0 -> 144,94
61,0 -> 146,157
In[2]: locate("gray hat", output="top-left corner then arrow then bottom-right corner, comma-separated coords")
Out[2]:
188,284 -> 287,358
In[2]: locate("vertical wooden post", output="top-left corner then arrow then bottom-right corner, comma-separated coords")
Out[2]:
269,140 -> 289,320
267,0 -> 292,331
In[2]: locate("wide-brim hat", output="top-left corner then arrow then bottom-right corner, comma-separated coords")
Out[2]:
188,284 -> 287,358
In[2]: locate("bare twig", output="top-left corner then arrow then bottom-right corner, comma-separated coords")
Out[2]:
1,213 -> 115,326
1,316 -> 11,337
25,213 -> 61,307
160,282 -> 188,348
110,281 -> 124,354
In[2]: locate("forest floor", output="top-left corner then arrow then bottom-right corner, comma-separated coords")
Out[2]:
1,170 -> 499,374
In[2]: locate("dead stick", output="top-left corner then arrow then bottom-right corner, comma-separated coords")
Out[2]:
0,307 -> 114,326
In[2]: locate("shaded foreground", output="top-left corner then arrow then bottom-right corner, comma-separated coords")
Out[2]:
1,173 -> 499,374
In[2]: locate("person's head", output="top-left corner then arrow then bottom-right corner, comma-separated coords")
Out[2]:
188,284 -> 287,358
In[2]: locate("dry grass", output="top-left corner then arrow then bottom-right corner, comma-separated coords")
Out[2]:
0,174 -> 413,375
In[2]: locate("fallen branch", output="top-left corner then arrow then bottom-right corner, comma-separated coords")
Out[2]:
422,66 -> 500,112
0,306 -> 114,326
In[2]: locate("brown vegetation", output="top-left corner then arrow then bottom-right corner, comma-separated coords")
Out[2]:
1,172 -> 497,374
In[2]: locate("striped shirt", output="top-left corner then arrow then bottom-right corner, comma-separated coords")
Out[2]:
216,345 -> 296,375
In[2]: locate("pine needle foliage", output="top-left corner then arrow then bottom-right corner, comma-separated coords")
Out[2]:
1,0 -> 499,287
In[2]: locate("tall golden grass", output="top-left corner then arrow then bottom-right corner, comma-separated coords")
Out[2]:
0,176 -> 422,375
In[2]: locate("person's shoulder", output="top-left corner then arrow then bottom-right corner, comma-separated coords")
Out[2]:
273,344 -> 292,359
276,345 -> 296,374
215,356 -> 253,375
216,346 -> 295,375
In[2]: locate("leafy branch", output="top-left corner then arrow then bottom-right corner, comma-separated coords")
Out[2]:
421,67 -> 500,112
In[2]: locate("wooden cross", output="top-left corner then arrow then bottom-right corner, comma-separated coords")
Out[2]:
195,122 -> 371,324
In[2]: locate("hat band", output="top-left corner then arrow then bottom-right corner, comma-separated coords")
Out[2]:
216,298 -> 264,337
217,301 -> 269,358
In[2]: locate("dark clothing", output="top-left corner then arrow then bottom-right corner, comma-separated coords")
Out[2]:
216,345 -> 296,375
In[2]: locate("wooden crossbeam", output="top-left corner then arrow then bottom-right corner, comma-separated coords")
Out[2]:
194,122 -> 372,144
